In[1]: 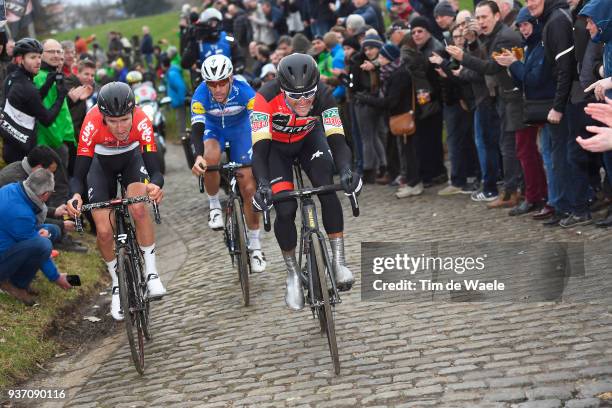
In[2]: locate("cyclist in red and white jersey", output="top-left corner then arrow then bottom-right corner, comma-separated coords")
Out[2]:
66,82 -> 166,321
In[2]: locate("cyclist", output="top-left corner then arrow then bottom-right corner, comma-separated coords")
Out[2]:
190,55 -> 266,273
66,82 -> 167,321
250,53 -> 361,311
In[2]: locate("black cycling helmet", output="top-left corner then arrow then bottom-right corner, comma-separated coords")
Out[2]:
277,53 -> 320,93
13,38 -> 43,57
97,82 -> 135,117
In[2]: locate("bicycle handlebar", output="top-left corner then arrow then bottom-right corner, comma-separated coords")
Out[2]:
197,162 -> 252,194
73,195 -> 161,233
262,184 -> 359,232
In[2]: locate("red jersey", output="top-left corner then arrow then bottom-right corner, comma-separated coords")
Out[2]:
77,106 -> 157,158
251,80 -> 344,145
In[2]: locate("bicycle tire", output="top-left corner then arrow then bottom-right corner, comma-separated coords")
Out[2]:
117,246 -> 146,374
233,197 -> 250,307
310,232 -> 340,374
132,241 -> 151,341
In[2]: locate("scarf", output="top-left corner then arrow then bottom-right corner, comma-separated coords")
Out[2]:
22,182 -> 48,225
21,156 -> 33,175
379,59 -> 403,96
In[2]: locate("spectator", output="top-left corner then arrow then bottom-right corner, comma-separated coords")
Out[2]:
390,0 -> 413,22
228,3 -> 252,63
309,0 -> 336,38
34,39 -> 75,208
345,14 -> 366,36
409,16 -> 447,187
495,0 -> 520,27
332,0 -> 357,26
248,0 -> 277,46
352,0 -> 384,35
60,40 -> 78,77
1,38 -> 67,164
527,0 -> 586,227
409,0 -> 444,40
311,35 -> 333,81
107,31 -> 124,61
292,33 -> 312,54
0,169 -> 72,306
160,55 -> 187,135
0,146 -> 86,252
141,26 -> 155,69
260,62 -> 277,82
349,32 -> 387,183
276,35 -> 294,57
434,1 -> 457,33
64,59 -> 96,175
494,7 -> 550,215
0,31 -> 11,104
74,34 -> 96,57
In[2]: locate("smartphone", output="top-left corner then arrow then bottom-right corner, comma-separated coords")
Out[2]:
66,275 -> 82,286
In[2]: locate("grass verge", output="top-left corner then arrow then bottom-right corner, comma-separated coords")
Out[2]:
0,233 -> 104,390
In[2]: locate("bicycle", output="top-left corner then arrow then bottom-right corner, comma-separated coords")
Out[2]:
74,177 -> 161,375
198,161 -> 252,306
262,161 -> 359,375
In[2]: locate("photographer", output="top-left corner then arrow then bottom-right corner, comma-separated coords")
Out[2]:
0,38 -> 67,164
181,8 -> 244,88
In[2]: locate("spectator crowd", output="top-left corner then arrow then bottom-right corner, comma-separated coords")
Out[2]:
1,0 -> 612,305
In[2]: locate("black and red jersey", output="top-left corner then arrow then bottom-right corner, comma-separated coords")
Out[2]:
250,79 -> 344,145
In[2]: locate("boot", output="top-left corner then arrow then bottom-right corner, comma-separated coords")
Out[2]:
329,237 -> 354,292
362,169 -> 376,184
282,253 -> 304,310
487,191 -> 520,209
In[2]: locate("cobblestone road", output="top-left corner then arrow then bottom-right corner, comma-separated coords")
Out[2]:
27,145 -> 612,407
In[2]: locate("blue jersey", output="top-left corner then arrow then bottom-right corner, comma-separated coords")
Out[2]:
191,78 -> 256,164
198,31 -> 232,64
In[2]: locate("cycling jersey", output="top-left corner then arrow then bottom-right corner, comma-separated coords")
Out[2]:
190,78 -> 255,163
77,106 -> 157,158
69,106 -> 163,198
250,79 -> 344,145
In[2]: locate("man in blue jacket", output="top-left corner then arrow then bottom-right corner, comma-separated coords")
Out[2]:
0,169 -> 72,306
161,55 -> 187,134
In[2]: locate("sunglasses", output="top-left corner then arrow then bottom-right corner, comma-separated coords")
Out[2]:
283,86 -> 317,101
206,78 -> 230,89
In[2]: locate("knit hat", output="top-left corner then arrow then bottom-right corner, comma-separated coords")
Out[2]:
515,6 -> 534,25
342,35 -> 361,52
380,43 -> 400,61
409,16 -> 432,33
434,1 -> 456,18
362,33 -> 383,49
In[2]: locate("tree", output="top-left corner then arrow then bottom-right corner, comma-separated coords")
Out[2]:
121,0 -> 172,17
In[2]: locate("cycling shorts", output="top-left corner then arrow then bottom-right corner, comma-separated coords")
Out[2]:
86,147 -> 150,203
204,126 -> 252,164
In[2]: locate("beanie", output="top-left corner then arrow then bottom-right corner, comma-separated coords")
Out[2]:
434,1 -> 456,18
362,33 -> 383,49
409,16 -> 432,33
380,43 -> 400,61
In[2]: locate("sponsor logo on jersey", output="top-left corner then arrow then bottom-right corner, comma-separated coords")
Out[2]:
192,101 -> 205,115
137,118 -> 153,143
251,112 -> 269,133
322,107 -> 342,128
81,121 -> 95,146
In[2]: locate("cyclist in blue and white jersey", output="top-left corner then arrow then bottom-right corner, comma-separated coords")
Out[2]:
190,55 -> 266,273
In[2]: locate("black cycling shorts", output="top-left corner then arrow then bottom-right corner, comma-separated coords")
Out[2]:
267,123 -> 344,251
86,148 -> 150,203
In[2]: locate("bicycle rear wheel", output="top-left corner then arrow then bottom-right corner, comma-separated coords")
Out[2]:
233,197 -> 250,307
117,246 -> 146,374
309,232 -> 340,374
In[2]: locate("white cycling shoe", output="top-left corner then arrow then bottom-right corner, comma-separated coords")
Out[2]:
250,249 -> 267,273
111,286 -> 124,321
146,274 -> 167,299
208,208 -> 223,230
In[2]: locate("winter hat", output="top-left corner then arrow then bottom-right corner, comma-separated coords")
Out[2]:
516,6 -> 534,25
409,16 -> 433,33
362,33 -> 383,49
342,35 -> 361,52
434,1 -> 456,18
380,43 -> 400,61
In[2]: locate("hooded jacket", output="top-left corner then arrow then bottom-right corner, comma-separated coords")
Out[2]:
538,0 -> 576,112
579,0 -> 612,86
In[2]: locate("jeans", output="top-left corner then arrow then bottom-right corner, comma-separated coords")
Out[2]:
540,125 -> 558,208
397,133 -> 421,187
566,101 -> 594,215
444,103 -> 477,187
545,116 -> 573,214
474,103 -> 501,194
41,223 -> 62,244
353,102 -> 386,172
0,236 -> 53,289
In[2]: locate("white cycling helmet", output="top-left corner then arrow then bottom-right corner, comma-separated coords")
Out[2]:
201,54 -> 233,82
198,8 -> 223,24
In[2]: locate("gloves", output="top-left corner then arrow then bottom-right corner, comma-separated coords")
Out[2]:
252,180 -> 273,211
340,168 -> 362,196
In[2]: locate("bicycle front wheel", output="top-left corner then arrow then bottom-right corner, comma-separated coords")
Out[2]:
233,197 -> 250,306
117,246 -> 146,374
309,232 -> 340,375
